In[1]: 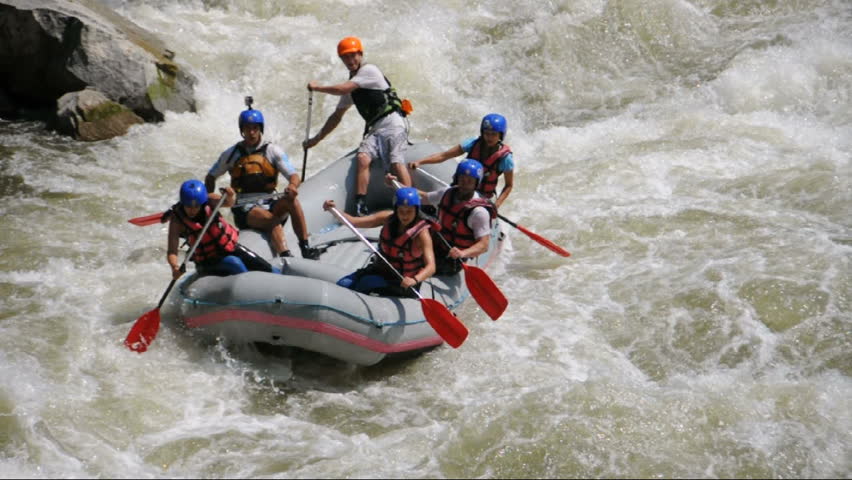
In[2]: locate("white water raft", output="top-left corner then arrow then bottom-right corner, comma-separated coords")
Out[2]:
165,142 -> 505,365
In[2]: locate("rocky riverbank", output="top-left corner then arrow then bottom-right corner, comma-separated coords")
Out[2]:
0,0 -> 196,140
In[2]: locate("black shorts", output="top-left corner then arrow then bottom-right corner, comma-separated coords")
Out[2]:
434,257 -> 463,276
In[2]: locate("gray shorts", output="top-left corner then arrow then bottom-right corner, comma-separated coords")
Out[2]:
232,196 -> 288,229
358,128 -> 409,171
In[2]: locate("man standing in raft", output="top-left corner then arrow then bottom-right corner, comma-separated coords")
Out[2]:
304,36 -> 413,217
409,113 -> 515,209
205,99 -> 320,260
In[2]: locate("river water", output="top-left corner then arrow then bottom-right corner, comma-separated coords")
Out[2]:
1,0 -> 850,477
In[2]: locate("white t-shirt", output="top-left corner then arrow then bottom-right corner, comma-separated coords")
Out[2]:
207,140 -> 297,180
424,187 -> 492,240
336,63 -> 405,131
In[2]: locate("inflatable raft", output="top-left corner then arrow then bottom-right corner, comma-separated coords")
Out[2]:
165,142 -> 505,365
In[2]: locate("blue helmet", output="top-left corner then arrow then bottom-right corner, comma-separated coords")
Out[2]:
238,109 -> 265,133
394,187 -> 420,208
480,113 -> 507,139
179,179 -> 208,208
454,159 -> 484,185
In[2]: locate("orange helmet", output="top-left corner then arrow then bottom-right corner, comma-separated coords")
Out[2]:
337,36 -> 363,56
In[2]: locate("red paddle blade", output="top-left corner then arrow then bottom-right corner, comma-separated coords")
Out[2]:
420,298 -> 468,348
516,224 -> 571,257
128,212 -> 165,227
462,264 -> 508,321
124,308 -> 161,353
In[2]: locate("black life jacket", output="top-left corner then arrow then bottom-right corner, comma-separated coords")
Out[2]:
350,65 -> 407,134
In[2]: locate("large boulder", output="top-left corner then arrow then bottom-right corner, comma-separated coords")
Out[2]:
56,87 -> 144,141
0,0 -> 197,139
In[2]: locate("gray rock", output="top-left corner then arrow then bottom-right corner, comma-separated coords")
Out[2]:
0,0 -> 197,139
56,87 -> 144,141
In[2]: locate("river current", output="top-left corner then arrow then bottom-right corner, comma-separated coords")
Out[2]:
0,0 -> 850,477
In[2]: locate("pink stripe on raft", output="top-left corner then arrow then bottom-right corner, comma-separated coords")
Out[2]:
184,309 -> 444,353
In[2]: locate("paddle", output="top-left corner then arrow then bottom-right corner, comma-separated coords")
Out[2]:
494,213 -> 570,257
413,167 -> 571,257
124,192 -> 229,353
128,192 -> 286,227
128,211 -> 166,226
390,179 -> 507,320
327,206 -> 469,348
301,90 -> 313,182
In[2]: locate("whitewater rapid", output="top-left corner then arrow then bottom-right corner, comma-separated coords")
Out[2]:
0,0 -> 849,477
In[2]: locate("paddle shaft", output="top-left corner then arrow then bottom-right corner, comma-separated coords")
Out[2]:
493,213 -> 521,230
301,91 -> 313,182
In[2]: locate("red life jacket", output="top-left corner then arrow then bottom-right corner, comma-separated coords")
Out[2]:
378,216 -> 430,277
435,188 -> 496,253
468,138 -> 512,199
172,202 -> 239,263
